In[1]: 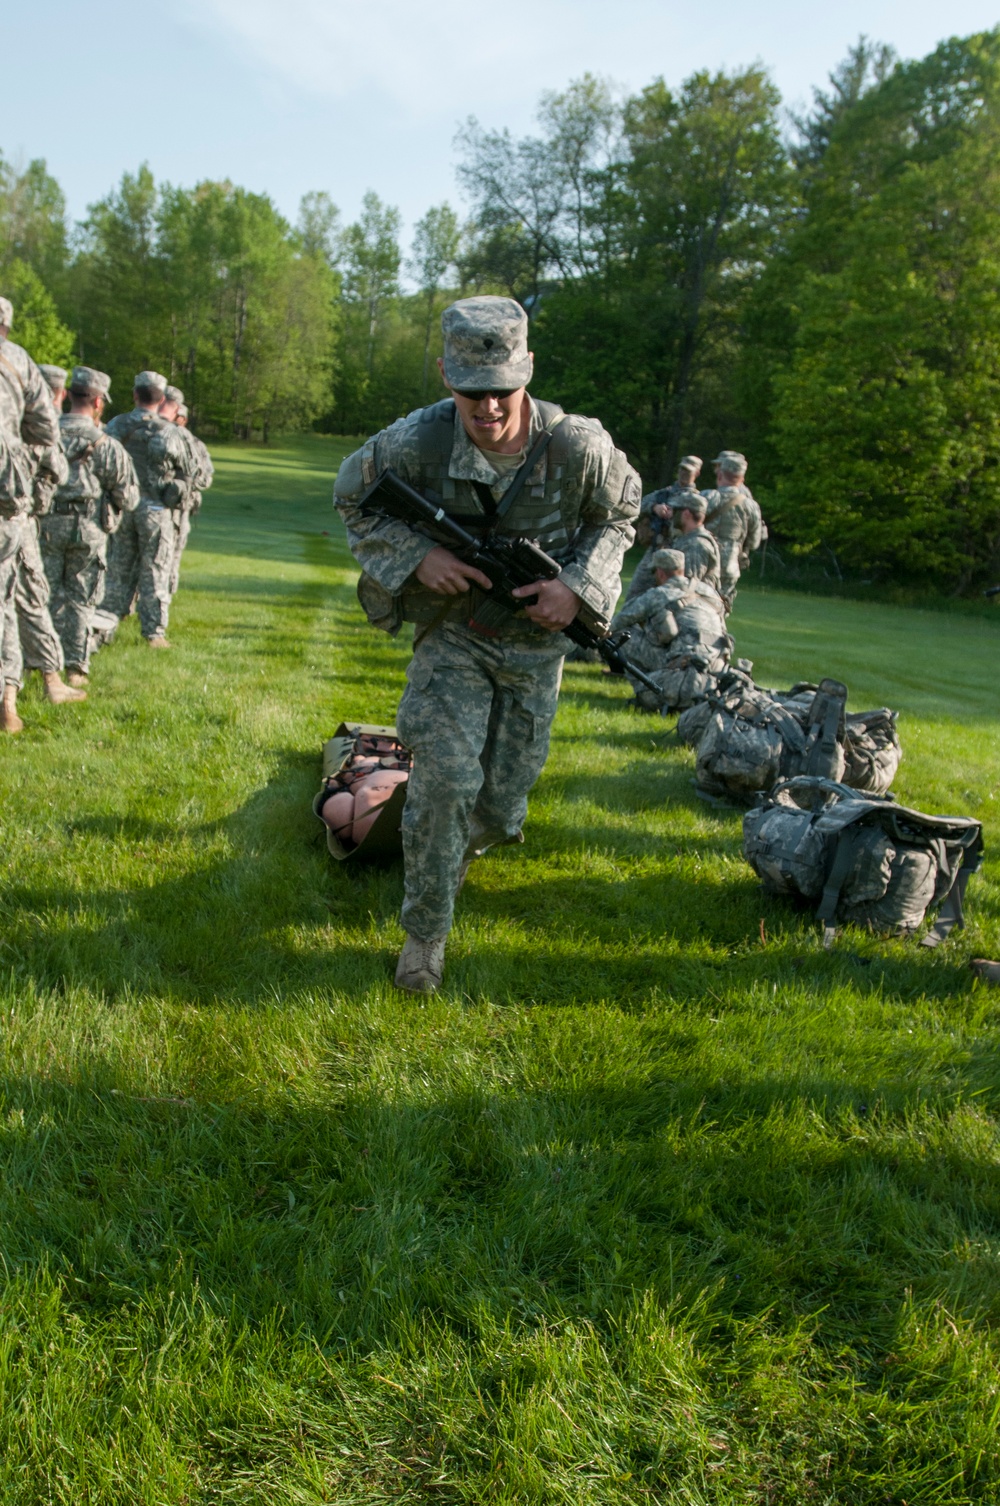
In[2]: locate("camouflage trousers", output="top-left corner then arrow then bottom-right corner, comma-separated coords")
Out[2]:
39,510 -> 108,674
0,515 -> 64,688
101,501 -> 179,639
394,621 -> 565,941
0,516 -> 20,695
169,505 -> 194,596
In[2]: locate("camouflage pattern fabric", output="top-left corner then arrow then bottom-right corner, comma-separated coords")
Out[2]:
0,518 -> 19,695
702,484 -> 763,605
169,427 -> 213,595
103,407 -> 192,637
0,338 -> 60,520
395,623 -> 564,940
336,395 -> 639,940
30,440 -> 69,517
42,415 -> 139,671
625,482 -> 702,605
0,517 -> 65,686
676,525 -> 722,594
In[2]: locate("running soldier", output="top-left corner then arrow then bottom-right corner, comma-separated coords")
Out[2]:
335,296 -> 640,993
41,367 -> 139,684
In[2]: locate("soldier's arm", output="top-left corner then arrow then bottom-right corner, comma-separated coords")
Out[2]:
97,438 -> 140,513
334,420 -> 439,593
19,357 -> 60,447
555,422 -> 640,631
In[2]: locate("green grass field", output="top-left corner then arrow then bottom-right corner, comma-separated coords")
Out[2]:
2,434 -> 999,1504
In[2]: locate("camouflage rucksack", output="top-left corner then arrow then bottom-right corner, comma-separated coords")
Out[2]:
692,674 -> 901,802
742,776 -> 983,947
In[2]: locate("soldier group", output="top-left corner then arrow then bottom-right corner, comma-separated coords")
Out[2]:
608,449 -> 765,710
0,295 -> 212,733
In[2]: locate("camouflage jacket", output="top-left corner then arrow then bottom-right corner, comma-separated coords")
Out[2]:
105,407 -> 192,504
54,414 -> 140,529
335,396 -> 640,637
612,576 -> 691,645
676,525 -> 722,592
637,481 -> 700,545
0,337 -> 60,516
30,438 -> 70,516
175,426 -> 214,506
702,484 -> 763,552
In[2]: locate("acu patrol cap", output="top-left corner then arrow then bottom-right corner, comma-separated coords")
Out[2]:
164,384 -> 184,404
70,365 -> 112,402
39,364 -> 67,393
651,548 -> 685,573
0,296 -> 12,328
441,296 -> 533,392
134,369 -> 168,396
176,402 -> 189,419
713,449 -> 747,473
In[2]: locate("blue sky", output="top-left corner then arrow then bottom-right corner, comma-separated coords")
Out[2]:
3,0 -> 998,249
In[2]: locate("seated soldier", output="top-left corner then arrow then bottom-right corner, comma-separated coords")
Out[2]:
674,492 -> 722,595
623,454 -> 702,605
611,547 -> 691,689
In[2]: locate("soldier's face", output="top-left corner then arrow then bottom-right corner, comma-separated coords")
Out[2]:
159,399 -> 179,422
449,384 -> 528,451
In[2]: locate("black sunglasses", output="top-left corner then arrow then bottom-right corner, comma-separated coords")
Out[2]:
453,387 -> 519,402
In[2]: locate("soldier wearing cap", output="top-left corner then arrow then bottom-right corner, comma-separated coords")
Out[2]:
0,295 -> 71,731
40,366 -> 139,684
1,359 -> 88,716
612,547 -> 731,711
100,369 -> 195,647
335,294 -> 641,993
623,454 -> 703,606
159,384 -> 214,597
673,490 -> 722,594
701,450 -> 764,611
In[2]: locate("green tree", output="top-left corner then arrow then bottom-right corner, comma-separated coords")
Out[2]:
0,154 -> 69,294
768,31 -> 1000,588
0,258 -> 74,367
408,203 -> 460,399
333,192 -> 402,432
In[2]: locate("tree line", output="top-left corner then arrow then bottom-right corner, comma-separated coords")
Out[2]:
2,27 -> 1000,590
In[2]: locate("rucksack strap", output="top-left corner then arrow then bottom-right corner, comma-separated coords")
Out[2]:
816,826 -> 863,947
920,842 -> 983,948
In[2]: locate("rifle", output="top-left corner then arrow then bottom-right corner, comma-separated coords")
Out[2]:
360,467 -> 664,697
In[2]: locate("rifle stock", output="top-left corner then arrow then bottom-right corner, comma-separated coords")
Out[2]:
360,467 -> 663,697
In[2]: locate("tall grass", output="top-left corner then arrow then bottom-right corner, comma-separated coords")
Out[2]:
0,434 -> 998,1503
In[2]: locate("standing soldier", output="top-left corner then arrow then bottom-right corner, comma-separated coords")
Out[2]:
0,299 -> 81,732
159,386 -> 213,595
335,296 -> 640,993
101,370 -> 194,648
701,450 -> 764,610
41,367 -> 139,686
624,454 -> 702,605
673,492 -> 722,596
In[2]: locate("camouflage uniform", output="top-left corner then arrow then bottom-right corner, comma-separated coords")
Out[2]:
617,571 -> 731,709
625,481 -> 702,604
0,434 -> 69,688
676,524 -> 722,593
101,399 -> 192,639
0,334 -> 61,694
702,483 -> 763,608
612,575 -> 692,675
336,390 -> 639,942
41,412 -> 139,673
169,422 -> 212,595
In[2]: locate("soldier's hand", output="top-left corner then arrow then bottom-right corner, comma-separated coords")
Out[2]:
512,577 -> 581,631
415,546 -> 493,595
652,503 -> 672,520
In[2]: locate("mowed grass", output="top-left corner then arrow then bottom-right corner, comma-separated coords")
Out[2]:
1,432 -> 999,1504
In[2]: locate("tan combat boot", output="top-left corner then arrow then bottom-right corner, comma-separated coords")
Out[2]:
146,635 -> 171,649
1,683 -> 24,733
43,671 -> 87,704
66,669 -> 89,689
394,935 -> 446,994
